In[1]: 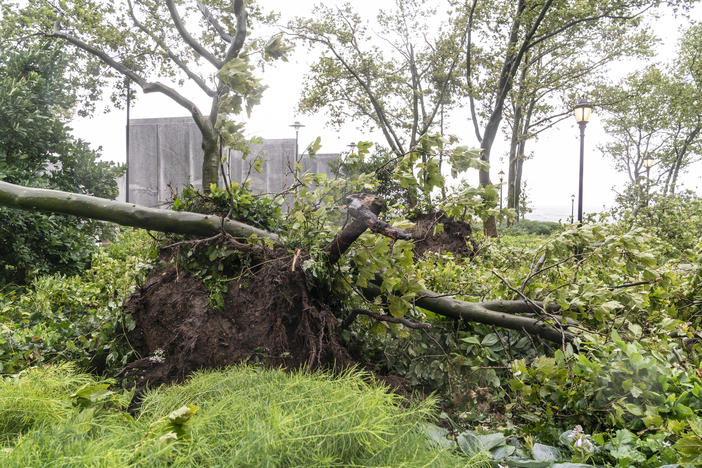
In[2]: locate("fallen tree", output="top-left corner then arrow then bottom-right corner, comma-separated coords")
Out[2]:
0,180 -> 277,241
0,179 -> 573,386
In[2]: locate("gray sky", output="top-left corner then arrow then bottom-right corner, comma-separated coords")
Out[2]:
71,1 -> 702,222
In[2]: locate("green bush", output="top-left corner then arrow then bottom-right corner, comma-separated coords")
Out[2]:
501,219 -> 562,236
508,331 -> 702,466
0,229 -> 156,374
612,191 -> 702,256
0,45 -> 124,286
0,365 -> 487,467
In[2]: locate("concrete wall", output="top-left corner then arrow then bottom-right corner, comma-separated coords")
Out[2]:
117,117 -> 338,207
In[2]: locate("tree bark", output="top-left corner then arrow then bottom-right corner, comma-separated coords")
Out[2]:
415,290 -> 571,343
0,180 -> 277,241
202,133 -> 220,192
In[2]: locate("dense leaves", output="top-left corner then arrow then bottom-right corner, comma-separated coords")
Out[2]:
0,45 -> 123,286
0,229 -> 156,374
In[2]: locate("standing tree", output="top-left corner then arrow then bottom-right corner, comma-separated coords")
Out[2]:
600,24 -> 702,198
290,0 -> 466,207
4,0 -> 289,191
0,44 -> 123,285
501,21 -> 653,218
462,0 -> 693,235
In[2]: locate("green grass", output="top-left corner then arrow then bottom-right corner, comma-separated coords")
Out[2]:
0,365 -> 487,467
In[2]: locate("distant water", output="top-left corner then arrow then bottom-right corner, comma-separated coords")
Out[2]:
528,205 -> 610,223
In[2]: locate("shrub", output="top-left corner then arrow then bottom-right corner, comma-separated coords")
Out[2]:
0,45 -> 124,286
0,229 -> 156,374
501,219 -> 562,236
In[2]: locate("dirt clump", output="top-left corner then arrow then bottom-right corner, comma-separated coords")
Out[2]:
120,241 -> 351,392
410,212 -> 477,258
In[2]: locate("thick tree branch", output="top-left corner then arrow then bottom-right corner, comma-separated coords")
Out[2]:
166,0 -> 222,68
127,0 -> 215,97
224,0 -> 247,62
414,290 -> 573,343
0,180 -> 277,242
347,194 -> 412,240
46,30 -> 209,129
324,194 -> 411,264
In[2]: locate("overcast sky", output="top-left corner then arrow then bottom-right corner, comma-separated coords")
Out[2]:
70,1 -> 702,222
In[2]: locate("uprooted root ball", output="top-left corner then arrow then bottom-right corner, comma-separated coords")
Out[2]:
120,239 -> 351,391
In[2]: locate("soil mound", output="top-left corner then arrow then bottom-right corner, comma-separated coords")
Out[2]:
410,212 -> 477,258
120,244 -> 351,391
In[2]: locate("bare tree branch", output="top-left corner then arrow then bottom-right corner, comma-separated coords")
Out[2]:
166,0 -> 222,68
224,0 -> 247,62
127,0 -> 215,97
197,1 -> 233,42
464,0 -> 482,143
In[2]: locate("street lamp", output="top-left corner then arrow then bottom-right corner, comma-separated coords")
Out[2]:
498,170 -> 505,210
643,155 -> 654,205
289,121 -> 305,158
125,78 -> 131,203
573,97 -> 593,225
570,194 -> 575,224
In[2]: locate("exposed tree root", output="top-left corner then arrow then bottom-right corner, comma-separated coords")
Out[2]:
119,244 -> 351,393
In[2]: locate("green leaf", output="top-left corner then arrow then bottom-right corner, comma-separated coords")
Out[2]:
477,432 -> 507,451
422,423 -> 452,449
481,333 -> 499,347
492,444 -> 517,459
457,431 -> 480,456
71,383 -> 114,407
532,443 -> 563,461
461,336 -> 481,345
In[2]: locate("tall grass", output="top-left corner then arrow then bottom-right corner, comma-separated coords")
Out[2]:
0,365 -> 487,467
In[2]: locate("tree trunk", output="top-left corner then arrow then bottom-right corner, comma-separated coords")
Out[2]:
507,110 -> 522,218
202,134 -> 220,192
0,180 -> 276,241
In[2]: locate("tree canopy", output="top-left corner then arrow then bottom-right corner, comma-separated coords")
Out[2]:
0,44 -> 123,285
600,23 -> 702,201
2,0 -> 290,190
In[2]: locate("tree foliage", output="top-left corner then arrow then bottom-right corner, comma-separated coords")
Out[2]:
292,1 -> 463,158
600,23 -> 702,199
0,44 -> 123,285
2,0 -> 290,190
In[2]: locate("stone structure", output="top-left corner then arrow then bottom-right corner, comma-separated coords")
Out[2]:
117,117 -> 338,207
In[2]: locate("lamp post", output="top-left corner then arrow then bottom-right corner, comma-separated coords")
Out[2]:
125,79 -> 131,203
289,121 -> 305,158
573,97 -> 593,225
498,170 -> 505,210
643,155 -> 654,205
570,194 -> 575,224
